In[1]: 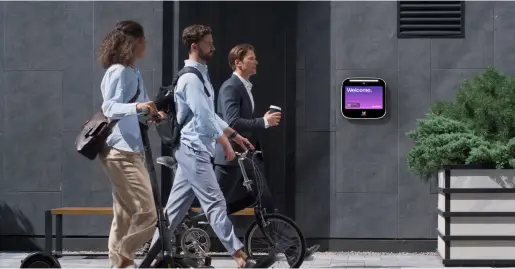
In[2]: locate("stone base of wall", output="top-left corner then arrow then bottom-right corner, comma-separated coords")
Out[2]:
1,236 -> 436,253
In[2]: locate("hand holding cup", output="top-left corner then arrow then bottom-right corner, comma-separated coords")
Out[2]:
264,105 -> 282,127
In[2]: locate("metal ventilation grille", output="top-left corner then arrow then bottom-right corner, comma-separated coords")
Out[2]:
398,1 -> 465,38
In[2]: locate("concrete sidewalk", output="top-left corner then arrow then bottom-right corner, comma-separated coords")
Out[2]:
1,251 -> 443,268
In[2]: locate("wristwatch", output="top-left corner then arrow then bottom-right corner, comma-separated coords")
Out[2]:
228,132 -> 237,140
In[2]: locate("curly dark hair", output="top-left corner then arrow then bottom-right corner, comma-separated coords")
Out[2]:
228,44 -> 255,71
181,24 -> 212,53
99,20 -> 145,69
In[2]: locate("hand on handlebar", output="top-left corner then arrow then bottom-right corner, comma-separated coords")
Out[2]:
232,134 -> 255,151
151,111 -> 167,124
140,104 -> 166,125
137,101 -> 158,116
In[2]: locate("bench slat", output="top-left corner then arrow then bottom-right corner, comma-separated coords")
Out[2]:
51,207 -> 113,215
51,207 -> 254,216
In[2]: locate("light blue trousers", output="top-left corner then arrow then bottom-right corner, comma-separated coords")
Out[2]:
150,143 -> 243,255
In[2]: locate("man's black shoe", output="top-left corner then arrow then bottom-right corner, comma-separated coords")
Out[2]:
245,254 -> 276,268
305,244 -> 320,258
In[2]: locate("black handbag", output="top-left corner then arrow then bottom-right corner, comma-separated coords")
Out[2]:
75,85 -> 140,160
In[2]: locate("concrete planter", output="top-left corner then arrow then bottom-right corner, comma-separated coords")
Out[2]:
437,165 -> 515,267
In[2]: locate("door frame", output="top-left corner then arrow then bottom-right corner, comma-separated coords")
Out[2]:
161,1 -> 298,219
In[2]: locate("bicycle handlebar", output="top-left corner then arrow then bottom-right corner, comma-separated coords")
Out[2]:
235,149 -> 262,158
142,110 -> 164,125
234,141 -> 262,157
234,147 -> 263,193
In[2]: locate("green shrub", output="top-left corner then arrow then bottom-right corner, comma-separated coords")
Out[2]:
407,68 -> 515,180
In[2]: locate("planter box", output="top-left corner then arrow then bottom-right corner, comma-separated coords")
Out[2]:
437,165 -> 515,267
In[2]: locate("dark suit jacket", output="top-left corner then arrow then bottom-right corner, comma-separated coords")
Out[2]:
214,74 -> 266,166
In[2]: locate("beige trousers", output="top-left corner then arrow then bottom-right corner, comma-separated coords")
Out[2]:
99,146 -> 157,267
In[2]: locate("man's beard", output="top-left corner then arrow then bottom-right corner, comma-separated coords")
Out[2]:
199,50 -> 213,62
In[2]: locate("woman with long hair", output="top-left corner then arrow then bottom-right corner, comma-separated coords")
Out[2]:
98,20 -> 160,268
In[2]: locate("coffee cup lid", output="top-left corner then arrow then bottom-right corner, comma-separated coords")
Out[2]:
269,105 -> 282,111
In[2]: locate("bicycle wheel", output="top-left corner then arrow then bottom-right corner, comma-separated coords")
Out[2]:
244,213 -> 306,268
20,252 -> 61,268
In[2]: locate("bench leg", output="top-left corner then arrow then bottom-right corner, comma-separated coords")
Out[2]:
44,210 -> 53,255
55,214 -> 63,256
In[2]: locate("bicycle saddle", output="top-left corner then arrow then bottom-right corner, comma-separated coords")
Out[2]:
156,156 -> 177,169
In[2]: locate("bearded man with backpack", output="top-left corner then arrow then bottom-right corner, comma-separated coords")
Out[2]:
148,24 -> 276,269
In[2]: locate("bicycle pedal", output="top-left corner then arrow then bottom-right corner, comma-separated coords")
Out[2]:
198,221 -> 209,225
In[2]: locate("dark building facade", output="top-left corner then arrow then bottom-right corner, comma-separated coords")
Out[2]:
0,1 -> 512,252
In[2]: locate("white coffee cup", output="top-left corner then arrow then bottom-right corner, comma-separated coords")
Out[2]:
269,105 -> 282,114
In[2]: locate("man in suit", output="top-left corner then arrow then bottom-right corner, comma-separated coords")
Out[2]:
214,43 -> 320,258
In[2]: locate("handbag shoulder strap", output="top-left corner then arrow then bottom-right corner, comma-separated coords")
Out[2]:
129,78 -> 141,103
127,68 -> 141,103
128,77 -> 141,103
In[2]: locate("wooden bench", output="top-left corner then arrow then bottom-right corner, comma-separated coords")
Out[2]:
44,207 -> 113,255
45,206 -> 255,255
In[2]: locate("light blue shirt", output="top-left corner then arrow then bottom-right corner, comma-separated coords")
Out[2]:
101,64 -> 150,153
175,60 -> 229,157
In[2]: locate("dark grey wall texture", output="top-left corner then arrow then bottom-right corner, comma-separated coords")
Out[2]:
0,1 -> 163,251
1,1 -> 513,252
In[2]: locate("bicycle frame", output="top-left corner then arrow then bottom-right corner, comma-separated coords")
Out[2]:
235,150 -> 277,249
145,149 -> 281,260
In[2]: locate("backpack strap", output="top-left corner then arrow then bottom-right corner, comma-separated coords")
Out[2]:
172,66 -> 211,97
156,66 -> 212,112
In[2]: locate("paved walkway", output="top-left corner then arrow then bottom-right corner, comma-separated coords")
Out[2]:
1,251 -> 443,268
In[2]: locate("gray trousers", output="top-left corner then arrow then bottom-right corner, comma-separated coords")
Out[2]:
150,143 -> 243,255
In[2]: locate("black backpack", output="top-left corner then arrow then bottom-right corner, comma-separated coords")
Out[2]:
154,66 -> 210,148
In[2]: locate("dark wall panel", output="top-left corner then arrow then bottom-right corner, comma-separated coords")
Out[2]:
168,2 -> 297,217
